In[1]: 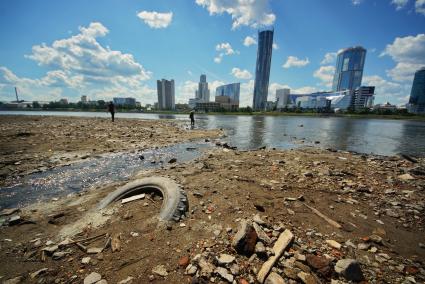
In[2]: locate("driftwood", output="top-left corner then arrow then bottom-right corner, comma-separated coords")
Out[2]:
303,203 -> 342,229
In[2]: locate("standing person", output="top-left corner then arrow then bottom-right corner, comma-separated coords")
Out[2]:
108,101 -> 115,122
189,110 -> 195,127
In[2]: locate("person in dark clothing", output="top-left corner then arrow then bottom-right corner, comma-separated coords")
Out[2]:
108,101 -> 115,122
189,110 -> 195,127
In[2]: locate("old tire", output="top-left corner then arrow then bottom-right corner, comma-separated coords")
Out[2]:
97,177 -> 188,221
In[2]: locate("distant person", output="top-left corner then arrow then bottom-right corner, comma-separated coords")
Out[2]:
189,110 -> 195,127
108,101 -> 115,122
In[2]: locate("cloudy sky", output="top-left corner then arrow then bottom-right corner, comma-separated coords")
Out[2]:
0,0 -> 424,106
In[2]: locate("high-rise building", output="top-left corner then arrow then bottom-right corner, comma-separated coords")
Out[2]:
408,67 -> 425,114
215,83 -> 240,103
196,74 -> 210,102
332,46 -> 366,92
276,88 -> 290,109
113,97 -> 136,106
81,95 -> 88,103
157,79 -> 175,110
253,29 -> 274,110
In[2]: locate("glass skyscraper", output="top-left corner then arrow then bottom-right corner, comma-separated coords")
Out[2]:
215,83 -> 240,103
408,67 -> 425,114
253,29 -> 274,110
332,46 -> 366,91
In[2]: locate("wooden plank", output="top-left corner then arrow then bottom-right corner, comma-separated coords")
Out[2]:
121,194 -> 146,204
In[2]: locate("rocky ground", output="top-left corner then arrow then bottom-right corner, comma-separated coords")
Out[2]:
0,115 -> 424,284
0,115 -> 221,187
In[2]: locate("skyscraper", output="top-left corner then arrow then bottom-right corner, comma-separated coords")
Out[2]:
157,79 -> 175,110
253,29 -> 274,110
332,46 -> 366,91
408,67 -> 425,114
215,83 -> 240,103
196,74 -> 210,102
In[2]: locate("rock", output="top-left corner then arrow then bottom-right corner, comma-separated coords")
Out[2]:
3,276 -> 23,284
198,257 -> 215,276
326,240 -> 341,249
82,257 -> 91,264
253,222 -> 272,245
168,158 -> 177,163
87,247 -> 103,254
297,272 -> 318,284
118,276 -> 134,284
42,245 -> 59,255
358,243 -> 371,250
216,254 -> 235,265
215,267 -> 234,283
84,272 -> 102,284
398,173 -> 414,180
306,254 -> 331,276
96,280 -> 108,284
335,259 -> 364,282
185,264 -> 197,275
29,268 -> 48,280
232,220 -> 258,256
179,256 -> 190,267
52,251 -> 69,260
8,215 -> 22,226
255,242 -> 266,254
111,234 -> 121,252
152,265 -> 168,277
369,234 -> 383,244
230,263 -> 241,275
265,272 -> 286,284
284,267 -> 298,279
253,214 -> 267,225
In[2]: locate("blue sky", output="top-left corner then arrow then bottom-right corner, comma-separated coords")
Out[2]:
0,0 -> 424,106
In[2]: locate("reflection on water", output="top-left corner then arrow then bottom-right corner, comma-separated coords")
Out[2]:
1,111 -> 424,157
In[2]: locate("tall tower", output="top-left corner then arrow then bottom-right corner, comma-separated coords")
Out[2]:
157,79 -> 175,110
253,29 -> 274,110
332,46 -> 366,91
196,74 -> 210,102
408,67 -> 425,114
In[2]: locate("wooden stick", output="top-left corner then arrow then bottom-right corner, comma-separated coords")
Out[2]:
303,203 -> 342,229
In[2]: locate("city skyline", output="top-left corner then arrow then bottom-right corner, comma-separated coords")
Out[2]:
0,0 -> 424,107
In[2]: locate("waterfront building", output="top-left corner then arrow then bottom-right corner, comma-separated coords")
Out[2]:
353,86 -> 374,110
113,97 -> 136,106
157,79 -> 175,110
332,46 -> 366,91
195,101 -> 221,112
81,95 -> 88,103
276,88 -> 290,109
215,83 -> 240,104
408,67 -> 425,114
59,98 -> 69,105
253,29 -> 274,110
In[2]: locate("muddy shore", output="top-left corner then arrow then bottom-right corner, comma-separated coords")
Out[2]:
0,115 -> 424,284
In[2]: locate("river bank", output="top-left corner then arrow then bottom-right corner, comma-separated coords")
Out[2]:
0,115 -> 424,283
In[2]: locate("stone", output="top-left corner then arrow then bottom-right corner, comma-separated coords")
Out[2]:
87,247 -> 103,254
265,272 -> 286,284
185,264 -> 197,275
168,158 -> 177,163
42,245 -> 58,254
253,214 -> 267,225
215,267 -> 234,283
255,242 -> 266,254
335,259 -> 364,282
8,215 -> 21,226
118,276 -> 134,284
52,251 -> 69,260
369,234 -> 383,244
82,257 -> 91,264
3,276 -> 23,284
84,272 -> 102,284
297,272 -> 318,284
230,263 -> 241,275
216,254 -> 235,265
232,220 -> 258,256
306,254 -> 331,276
29,268 -> 48,279
96,280 -> 107,284
358,243 -> 371,250
179,256 -> 190,267
198,257 -> 215,276
253,222 -> 272,245
152,265 -> 168,277
398,173 -> 414,180
326,240 -> 341,249
284,267 -> 298,279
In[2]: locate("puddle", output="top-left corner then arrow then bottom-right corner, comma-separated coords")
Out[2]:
0,142 -> 212,209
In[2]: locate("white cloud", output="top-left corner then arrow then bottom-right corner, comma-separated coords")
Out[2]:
214,42 -> 238,63
363,75 -> 411,104
195,0 -> 275,29
243,36 -> 257,47
176,79 -> 225,104
1,22 -> 156,103
320,52 -> 337,65
137,11 -> 173,29
392,0 -> 409,10
416,0 -> 425,15
380,33 -> 425,81
231,68 -> 252,79
313,66 -> 335,88
272,43 -> 279,50
352,0 -> 363,5
282,56 -> 310,69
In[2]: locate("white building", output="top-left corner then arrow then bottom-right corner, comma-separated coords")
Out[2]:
157,79 -> 175,110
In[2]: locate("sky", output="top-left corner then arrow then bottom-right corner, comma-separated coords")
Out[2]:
0,0 -> 424,107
